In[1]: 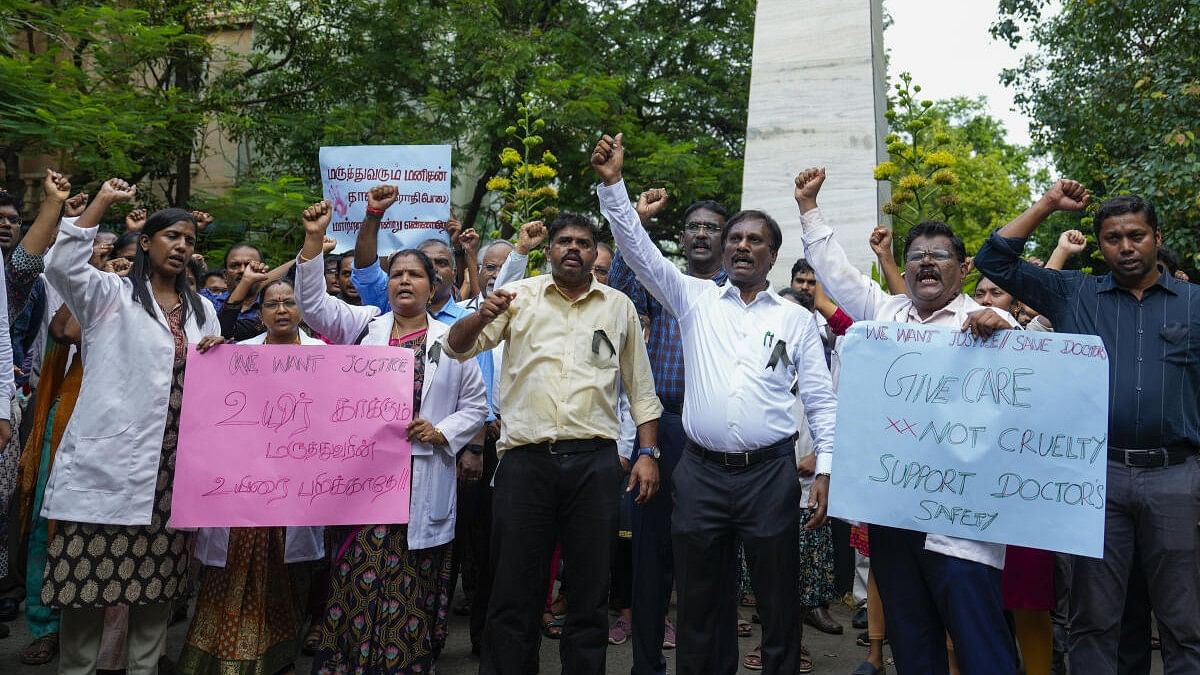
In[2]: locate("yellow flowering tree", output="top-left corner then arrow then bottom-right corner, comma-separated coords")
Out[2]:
485,95 -> 560,272
875,74 -> 1033,278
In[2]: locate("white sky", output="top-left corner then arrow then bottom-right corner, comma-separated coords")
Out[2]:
884,1 -> 1046,147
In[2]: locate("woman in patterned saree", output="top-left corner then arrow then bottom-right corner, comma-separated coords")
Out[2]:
293,199 -> 487,674
179,276 -> 326,675
40,180 -> 223,673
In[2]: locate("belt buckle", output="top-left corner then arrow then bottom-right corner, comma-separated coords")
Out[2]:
723,451 -> 750,468
547,442 -> 559,456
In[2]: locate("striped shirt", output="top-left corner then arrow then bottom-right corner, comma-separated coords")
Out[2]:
975,231 -> 1200,450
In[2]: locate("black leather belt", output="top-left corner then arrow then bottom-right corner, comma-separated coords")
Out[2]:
512,438 -> 615,455
1108,446 -> 1196,468
687,434 -> 798,470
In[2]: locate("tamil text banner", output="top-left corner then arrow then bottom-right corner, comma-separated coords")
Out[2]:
171,344 -> 415,527
828,321 -> 1109,558
320,145 -> 451,254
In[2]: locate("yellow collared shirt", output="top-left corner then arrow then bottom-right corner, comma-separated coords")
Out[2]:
444,273 -> 662,455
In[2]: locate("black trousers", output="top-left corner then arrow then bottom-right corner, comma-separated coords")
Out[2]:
671,447 -> 802,675
449,434 -> 499,650
479,443 -> 621,675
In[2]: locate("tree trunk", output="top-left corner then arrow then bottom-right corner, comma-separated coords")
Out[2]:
3,149 -> 25,206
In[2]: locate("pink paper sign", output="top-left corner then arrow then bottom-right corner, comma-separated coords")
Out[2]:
170,343 -> 414,527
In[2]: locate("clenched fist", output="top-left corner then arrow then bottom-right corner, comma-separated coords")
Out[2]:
366,185 -> 398,213
478,289 -> 516,323
302,200 -> 333,237
794,168 -> 826,212
635,188 -> 669,225
590,133 -> 625,186
1040,179 -> 1089,212
516,220 -> 546,255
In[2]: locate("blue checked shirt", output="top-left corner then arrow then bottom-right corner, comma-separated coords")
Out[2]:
608,247 -> 727,410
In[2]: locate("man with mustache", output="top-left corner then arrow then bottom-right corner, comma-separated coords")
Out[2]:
446,212 -> 662,675
974,182 -> 1200,675
592,134 -> 837,675
794,167 -> 1017,675
603,185 -> 731,675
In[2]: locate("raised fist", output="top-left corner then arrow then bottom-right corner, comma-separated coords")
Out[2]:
240,260 -> 270,288
302,200 -> 332,237
590,133 -> 625,185
104,257 -> 133,277
125,207 -> 147,232
635,188 -> 669,225
366,185 -> 398,212
322,236 -> 338,254
459,227 -> 480,255
1057,229 -> 1088,256
869,225 -> 893,257
793,168 -> 826,210
98,178 -> 136,207
190,210 -> 213,231
516,220 -> 546,255
43,169 -> 70,203
63,192 -> 89,218
1041,179 -> 1089,212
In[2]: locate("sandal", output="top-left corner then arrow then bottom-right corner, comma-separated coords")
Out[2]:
740,592 -> 757,607
743,645 -> 762,670
541,613 -> 564,639
22,632 -> 60,666
737,618 -> 753,638
301,626 -> 321,655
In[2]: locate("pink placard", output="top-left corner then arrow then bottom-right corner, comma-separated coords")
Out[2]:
170,343 -> 414,527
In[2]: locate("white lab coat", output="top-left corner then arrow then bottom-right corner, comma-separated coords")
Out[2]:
294,253 -> 488,550
193,330 -> 327,567
41,221 -> 219,525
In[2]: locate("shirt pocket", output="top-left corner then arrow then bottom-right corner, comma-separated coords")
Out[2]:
580,323 -> 621,372
61,420 -> 138,494
1160,322 -> 1194,365
760,335 -> 798,387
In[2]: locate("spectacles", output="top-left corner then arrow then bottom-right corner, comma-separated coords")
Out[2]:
905,249 -> 955,263
0,215 -> 22,226
480,263 -> 502,272
262,299 -> 298,311
684,221 -> 722,234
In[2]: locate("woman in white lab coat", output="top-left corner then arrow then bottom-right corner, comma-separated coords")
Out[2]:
293,200 -> 487,673
40,179 -> 222,673
180,276 -> 325,675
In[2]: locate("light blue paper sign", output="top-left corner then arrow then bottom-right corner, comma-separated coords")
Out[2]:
828,321 -> 1109,558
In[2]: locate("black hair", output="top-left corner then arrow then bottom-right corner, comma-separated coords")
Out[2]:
903,221 -> 967,263
418,238 -> 456,272
202,271 -> 225,284
129,208 -> 207,327
338,250 -> 355,269
546,213 -> 597,246
1158,246 -> 1181,275
720,210 -> 783,253
386,248 -> 439,287
109,231 -> 140,259
791,259 -> 814,277
256,278 -> 296,307
682,199 -> 729,224
596,241 -> 614,256
0,192 -> 17,211
224,242 -> 263,267
186,257 -> 206,288
1094,195 -> 1159,236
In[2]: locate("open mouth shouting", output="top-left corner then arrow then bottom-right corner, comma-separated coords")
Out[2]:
730,251 -> 755,271
914,267 -> 942,289
561,252 -> 583,269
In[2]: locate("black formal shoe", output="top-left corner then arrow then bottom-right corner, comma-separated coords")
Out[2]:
852,606 -> 868,630
805,606 -> 844,635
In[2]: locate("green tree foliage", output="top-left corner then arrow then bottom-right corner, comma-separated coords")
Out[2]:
993,0 -> 1200,266
876,74 -> 1032,261
229,0 -> 755,247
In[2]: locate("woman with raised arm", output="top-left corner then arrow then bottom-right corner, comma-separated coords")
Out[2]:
180,274 -> 324,675
293,199 -> 487,673
40,179 -> 223,673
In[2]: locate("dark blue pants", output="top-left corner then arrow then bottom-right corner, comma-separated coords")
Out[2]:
870,525 -> 1016,675
629,411 -> 685,675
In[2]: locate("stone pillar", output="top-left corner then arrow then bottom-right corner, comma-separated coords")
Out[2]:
742,0 -> 889,288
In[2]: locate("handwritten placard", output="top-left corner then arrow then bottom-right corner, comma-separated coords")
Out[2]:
828,321 -> 1109,558
319,145 -> 452,255
171,344 -> 415,527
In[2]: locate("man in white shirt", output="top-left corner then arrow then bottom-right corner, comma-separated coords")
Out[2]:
794,167 -> 1017,675
592,134 -> 837,675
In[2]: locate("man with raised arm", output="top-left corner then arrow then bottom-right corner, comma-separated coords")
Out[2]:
591,133 -> 836,675
795,167 -> 1017,675
974,181 -> 1200,675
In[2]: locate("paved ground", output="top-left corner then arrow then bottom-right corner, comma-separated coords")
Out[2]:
0,598 -> 1166,673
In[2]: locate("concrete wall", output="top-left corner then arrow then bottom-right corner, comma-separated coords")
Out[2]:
742,0 -> 890,288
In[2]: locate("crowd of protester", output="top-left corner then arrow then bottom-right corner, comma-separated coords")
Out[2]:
0,128 -> 1193,675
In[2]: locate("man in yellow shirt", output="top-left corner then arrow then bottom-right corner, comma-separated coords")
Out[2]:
446,213 -> 663,675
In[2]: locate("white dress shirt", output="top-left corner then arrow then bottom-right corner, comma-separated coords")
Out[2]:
598,180 -> 837,473
800,206 -> 1017,570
